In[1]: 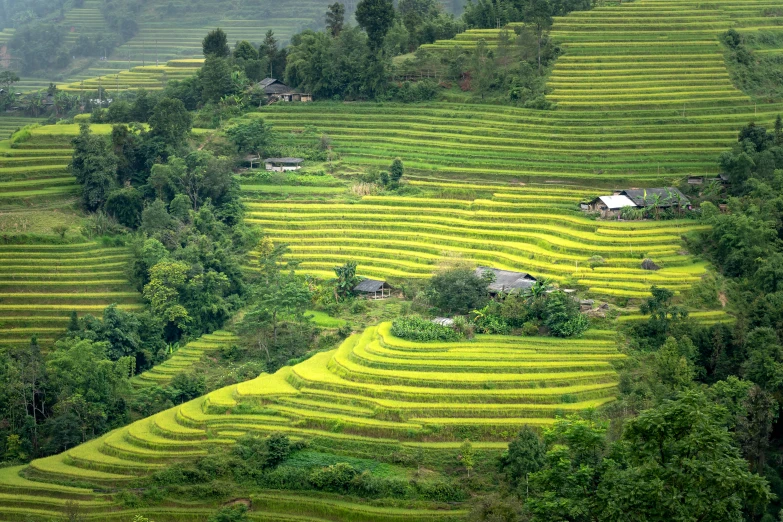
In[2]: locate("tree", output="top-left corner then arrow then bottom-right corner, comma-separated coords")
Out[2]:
226,118 -> 275,159
0,71 -> 20,93
500,426 -> 545,498
389,158 -> 404,187
527,415 -> 606,521
334,261 -> 361,300
426,266 -> 489,314
469,39 -> 494,99
736,384 -> 777,474
69,123 -> 118,212
143,261 -> 190,330
544,290 -> 589,337
104,187 -> 143,228
523,0 -> 553,73
355,0 -> 396,52
259,30 -> 285,78
202,28 -> 230,58
233,40 -> 258,61
148,98 -> 192,149
326,3 -> 346,37
238,246 -> 313,366
459,439 -> 475,477
597,392 -> 772,521
199,55 -> 236,104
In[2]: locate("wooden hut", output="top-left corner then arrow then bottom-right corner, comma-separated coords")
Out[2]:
353,278 -> 391,299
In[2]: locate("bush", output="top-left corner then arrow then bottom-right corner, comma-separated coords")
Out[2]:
426,266 -> 490,314
391,316 -> 463,342
544,291 -> 589,338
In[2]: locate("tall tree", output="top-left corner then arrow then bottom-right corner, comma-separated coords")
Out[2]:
148,98 -> 193,149
202,27 -> 230,58
326,2 -> 346,37
70,124 -> 118,211
355,0 -> 395,52
597,392 -> 772,521
523,0 -> 553,73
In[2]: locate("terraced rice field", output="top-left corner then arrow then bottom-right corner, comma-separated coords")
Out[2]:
3,322 -> 620,516
255,103 -> 783,183
0,242 -> 143,346
133,331 -> 239,388
545,0 -> 783,110
246,183 -> 707,299
110,0 -> 333,65
423,0 -> 783,110
58,58 -> 204,93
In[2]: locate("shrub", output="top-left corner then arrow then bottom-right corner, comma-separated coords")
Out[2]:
544,291 -> 589,338
391,316 -> 463,342
426,266 -> 490,314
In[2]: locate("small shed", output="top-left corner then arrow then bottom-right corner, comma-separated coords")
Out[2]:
263,157 -> 304,172
353,278 -> 391,299
586,195 -> 637,218
432,317 -> 455,327
476,266 -> 537,295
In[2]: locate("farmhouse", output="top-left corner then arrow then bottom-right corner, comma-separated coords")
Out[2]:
476,266 -> 537,295
585,195 -> 637,218
258,78 -> 312,102
354,278 -> 392,299
258,78 -> 292,96
585,187 -> 691,217
263,157 -> 304,171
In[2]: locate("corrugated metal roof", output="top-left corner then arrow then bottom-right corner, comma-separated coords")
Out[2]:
476,266 -> 536,293
598,195 -> 637,210
354,279 -> 387,292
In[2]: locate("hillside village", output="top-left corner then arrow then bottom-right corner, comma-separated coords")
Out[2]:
0,0 -> 780,521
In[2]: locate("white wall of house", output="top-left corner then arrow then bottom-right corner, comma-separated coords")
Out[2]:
265,163 -> 302,172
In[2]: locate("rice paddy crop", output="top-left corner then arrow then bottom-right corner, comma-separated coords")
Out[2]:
132,331 -> 239,387
245,190 -> 706,299
0,242 -> 142,346
6,322 -> 622,505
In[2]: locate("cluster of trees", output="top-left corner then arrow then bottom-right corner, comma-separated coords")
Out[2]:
723,29 -> 783,102
463,0 -> 590,29
484,392 -> 772,521
424,265 -> 589,337
0,336 -> 134,460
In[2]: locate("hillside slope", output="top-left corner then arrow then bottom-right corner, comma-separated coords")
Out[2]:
0,323 -> 620,520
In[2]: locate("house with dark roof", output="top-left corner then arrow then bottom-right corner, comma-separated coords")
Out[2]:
353,278 -> 392,299
258,78 -> 291,96
619,187 -> 690,208
257,78 -> 312,102
475,266 -> 537,295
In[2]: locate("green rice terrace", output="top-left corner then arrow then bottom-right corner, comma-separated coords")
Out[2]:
132,331 -> 239,388
0,242 -> 142,346
245,182 -> 709,299
0,322 -> 620,520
